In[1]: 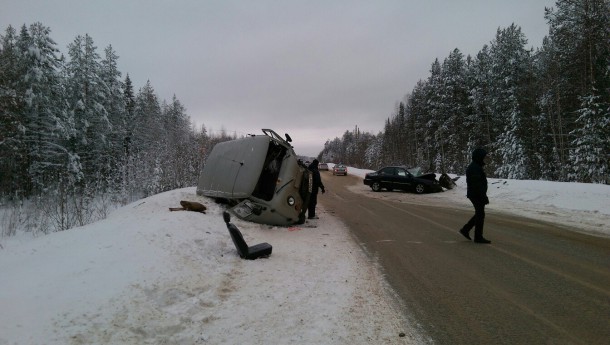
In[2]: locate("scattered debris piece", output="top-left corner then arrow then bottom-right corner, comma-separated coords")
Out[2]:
439,173 -> 459,189
223,211 -> 272,260
169,200 -> 207,213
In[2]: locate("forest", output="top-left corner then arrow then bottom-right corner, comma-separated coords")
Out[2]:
319,0 -> 609,184
1,0 -> 608,236
0,25 -> 237,234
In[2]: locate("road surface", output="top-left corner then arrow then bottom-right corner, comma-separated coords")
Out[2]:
318,173 -> 610,345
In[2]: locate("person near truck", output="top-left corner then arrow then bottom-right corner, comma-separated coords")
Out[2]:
307,159 -> 325,219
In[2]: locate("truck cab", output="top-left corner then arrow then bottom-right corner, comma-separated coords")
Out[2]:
197,129 -> 312,225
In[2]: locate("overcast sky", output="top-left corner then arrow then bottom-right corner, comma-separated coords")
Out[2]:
2,0 -> 555,156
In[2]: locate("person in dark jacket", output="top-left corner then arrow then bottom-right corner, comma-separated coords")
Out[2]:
459,148 -> 491,243
307,159 -> 325,219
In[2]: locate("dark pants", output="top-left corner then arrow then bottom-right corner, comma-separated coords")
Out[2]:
463,198 -> 486,239
308,192 -> 318,218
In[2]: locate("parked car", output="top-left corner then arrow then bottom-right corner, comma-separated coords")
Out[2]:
197,129 -> 312,225
318,162 -> 329,171
363,166 -> 442,194
333,164 -> 347,176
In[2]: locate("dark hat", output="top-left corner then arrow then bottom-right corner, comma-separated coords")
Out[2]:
472,148 -> 487,164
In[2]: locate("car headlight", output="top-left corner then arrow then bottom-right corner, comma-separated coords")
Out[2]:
287,196 -> 295,206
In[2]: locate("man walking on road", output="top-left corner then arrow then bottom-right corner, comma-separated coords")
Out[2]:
459,148 -> 492,244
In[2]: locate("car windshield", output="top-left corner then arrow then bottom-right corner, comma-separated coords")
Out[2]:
408,167 -> 423,177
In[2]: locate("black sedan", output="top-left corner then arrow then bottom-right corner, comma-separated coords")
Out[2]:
363,166 -> 443,194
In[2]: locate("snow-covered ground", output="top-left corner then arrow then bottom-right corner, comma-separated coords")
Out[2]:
0,187 -> 422,344
1,166 -> 609,344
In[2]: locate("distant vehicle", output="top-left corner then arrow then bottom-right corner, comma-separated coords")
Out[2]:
333,164 -> 347,175
318,162 -> 329,171
197,129 -> 312,226
363,166 -> 442,194
333,164 -> 347,176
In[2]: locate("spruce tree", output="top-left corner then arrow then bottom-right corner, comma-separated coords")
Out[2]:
0,25 -> 26,197
489,24 -> 532,179
17,23 -> 69,193
99,45 -> 127,192
439,48 -> 469,172
65,34 -> 111,187
568,92 -> 609,183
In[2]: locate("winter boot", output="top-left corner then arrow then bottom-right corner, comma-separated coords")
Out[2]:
459,228 -> 471,240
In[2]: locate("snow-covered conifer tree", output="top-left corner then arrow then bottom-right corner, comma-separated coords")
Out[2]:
99,45 -> 127,193
0,25 -> 26,197
568,93 -> 609,183
16,23 -> 69,193
438,48 -> 469,172
65,34 -> 111,186
489,24 -> 532,179
466,45 -> 494,168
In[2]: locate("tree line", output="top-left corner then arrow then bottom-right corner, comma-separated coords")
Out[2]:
0,23 -> 236,234
319,0 -> 609,184
1,0 -> 608,236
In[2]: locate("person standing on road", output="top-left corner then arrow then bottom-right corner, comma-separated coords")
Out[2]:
459,148 -> 491,244
307,159 -> 325,219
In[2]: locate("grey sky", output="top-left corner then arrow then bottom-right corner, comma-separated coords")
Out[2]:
1,0 -> 555,156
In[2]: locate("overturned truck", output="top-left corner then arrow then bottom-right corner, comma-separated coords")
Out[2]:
197,129 -> 312,226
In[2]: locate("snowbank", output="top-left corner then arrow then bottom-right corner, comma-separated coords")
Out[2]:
0,188 -> 423,344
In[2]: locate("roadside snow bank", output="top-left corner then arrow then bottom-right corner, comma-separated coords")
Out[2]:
0,188 -> 423,344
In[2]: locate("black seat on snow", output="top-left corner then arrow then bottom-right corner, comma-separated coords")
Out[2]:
223,211 -> 272,260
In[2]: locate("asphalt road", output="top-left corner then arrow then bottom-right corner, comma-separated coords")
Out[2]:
318,173 -> 610,345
